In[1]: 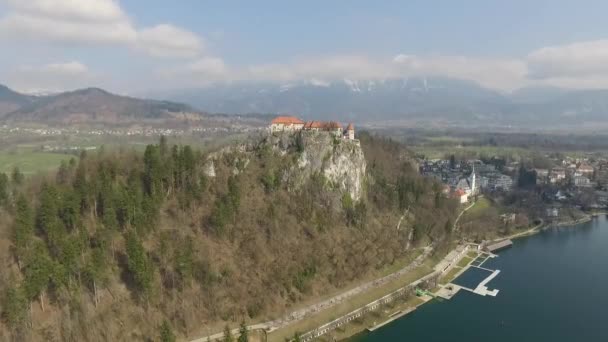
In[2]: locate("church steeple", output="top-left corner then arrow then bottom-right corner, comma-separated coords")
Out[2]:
471,164 -> 476,195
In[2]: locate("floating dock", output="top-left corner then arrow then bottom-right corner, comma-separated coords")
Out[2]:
485,239 -> 513,253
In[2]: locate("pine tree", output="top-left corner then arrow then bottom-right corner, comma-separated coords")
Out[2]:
222,325 -> 234,342
84,247 -> 109,307
0,172 -> 8,206
174,237 -> 194,287
159,135 -> 169,157
159,320 -> 176,342
23,242 -> 54,311
143,145 -> 162,198
125,231 -> 154,300
237,321 -> 248,342
2,286 -> 28,328
13,194 -> 34,267
37,183 -> 66,256
56,160 -> 70,185
73,160 -> 89,213
11,167 -> 24,186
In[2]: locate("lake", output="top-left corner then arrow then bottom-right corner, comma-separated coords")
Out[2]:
350,215 -> 608,342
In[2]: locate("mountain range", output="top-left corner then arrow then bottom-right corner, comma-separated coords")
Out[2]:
0,85 -> 199,125
150,77 -> 608,130
4,78 -> 608,130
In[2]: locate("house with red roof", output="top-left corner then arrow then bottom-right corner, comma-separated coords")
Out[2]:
454,188 -> 469,204
270,116 -> 305,132
269,116 -> 356,140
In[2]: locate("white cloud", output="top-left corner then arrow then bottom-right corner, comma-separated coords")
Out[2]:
247,55 -> 393,82
6,60 -> 98,93
3,0 -> 126,22
19,61 -> 90,74
186,57 -> 226,74
138,24 -> 204,58
527,39 -> 608,79
392,54 -> 528,91
0,0 -> 204,58
0,12 -> 137,44
158,57 -> 228,86
175,54 -> 525,91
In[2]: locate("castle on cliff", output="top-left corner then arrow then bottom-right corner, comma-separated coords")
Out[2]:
270,116 -> 355,140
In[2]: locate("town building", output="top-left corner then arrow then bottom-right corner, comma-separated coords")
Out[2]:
573,175 -> 591,187
577,163 -> 595,176
454,189 -> 469,204
500,213 -> 516,225
549,168 -> 566,184
546,207 -> 560,218
534,169 -> 549,185
488,174 -> 513,191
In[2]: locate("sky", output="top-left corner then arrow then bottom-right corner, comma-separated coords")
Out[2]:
1,0 -> 608,94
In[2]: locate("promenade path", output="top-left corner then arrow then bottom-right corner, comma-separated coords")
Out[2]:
190,246 -> 433,341
192,203 -> 475,342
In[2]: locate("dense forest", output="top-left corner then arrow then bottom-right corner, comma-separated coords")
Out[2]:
0,132 -> 458,341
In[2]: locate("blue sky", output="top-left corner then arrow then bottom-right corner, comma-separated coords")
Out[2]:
1,0 -> 608,93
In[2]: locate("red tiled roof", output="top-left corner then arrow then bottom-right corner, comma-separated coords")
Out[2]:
271,116 -> 304,125
303,121 -> 343,130
304,121 -> 323,129
326,121 -> 343,129
346,123 -> 354,130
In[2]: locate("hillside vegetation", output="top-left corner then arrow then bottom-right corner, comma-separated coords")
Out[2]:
0,132 -> 457,341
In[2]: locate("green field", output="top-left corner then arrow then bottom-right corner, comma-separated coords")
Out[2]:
0,151 -> 71,175
439,266 -> 462,285
411,145 -> 531,160
456,256 -> 473,268
466,198 -> 492,217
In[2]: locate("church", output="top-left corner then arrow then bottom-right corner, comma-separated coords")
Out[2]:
455,166 -> 479,197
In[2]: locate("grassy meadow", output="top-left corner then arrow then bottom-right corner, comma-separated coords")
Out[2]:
0,149 -> 72,175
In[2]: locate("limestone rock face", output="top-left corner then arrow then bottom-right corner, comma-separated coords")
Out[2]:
203,160 -> 216,178
271,131 -> 366,201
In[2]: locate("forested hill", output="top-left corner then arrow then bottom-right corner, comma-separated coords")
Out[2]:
0,132 -> 458,341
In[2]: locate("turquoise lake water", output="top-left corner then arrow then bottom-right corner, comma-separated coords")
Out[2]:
350,215 -> 608,341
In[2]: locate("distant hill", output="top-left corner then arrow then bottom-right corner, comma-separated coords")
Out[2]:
0,85 -> 202,125
150,78 -> 608,129
0,84 -> 36,117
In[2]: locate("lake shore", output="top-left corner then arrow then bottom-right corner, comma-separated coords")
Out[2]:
345,210 -> 605,341
352,215 -> 608,342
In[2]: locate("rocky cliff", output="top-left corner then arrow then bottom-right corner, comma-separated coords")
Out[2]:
268,131 -> 366,201
204,131 -> 367,201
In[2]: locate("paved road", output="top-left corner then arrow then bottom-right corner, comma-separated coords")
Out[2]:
190,246 -> 434,342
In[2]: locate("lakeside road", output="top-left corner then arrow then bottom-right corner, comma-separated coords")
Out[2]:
492,211 -> 605,245
190,203 -> 478,342
190,247 -> 435,342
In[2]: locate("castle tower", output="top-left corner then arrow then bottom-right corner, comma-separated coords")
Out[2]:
346,123 -> 355,140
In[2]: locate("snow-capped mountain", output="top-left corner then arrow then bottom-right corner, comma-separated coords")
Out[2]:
152,77 -> 509,123
149,76 -> 608,128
